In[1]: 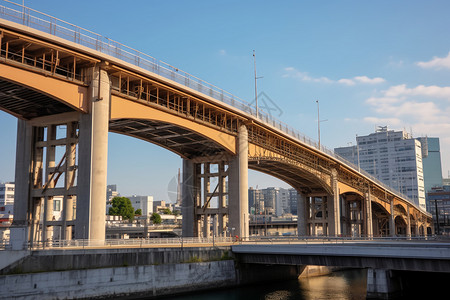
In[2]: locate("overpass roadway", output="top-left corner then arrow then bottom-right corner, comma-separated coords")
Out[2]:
232,240 -> 450,273
0,1 -> 432,248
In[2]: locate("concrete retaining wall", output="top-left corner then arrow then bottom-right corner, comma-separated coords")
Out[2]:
1,247 -> 230,274
0,260 -> 236,299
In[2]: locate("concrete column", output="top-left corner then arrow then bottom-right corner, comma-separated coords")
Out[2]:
389,199 -> 395,237
43,125 -> 56,245
11,119 -> 33,250
310,197 -> 316,236
406,205 -> 411,239
182,159 -> 195,237
297,193 -> 307,237
76,66 -> 110,243
366,268 -> 402,299
365,190 -> 373,238
205,214 -> 211,237
228,124 -> 248,239
329,169 -> 341,237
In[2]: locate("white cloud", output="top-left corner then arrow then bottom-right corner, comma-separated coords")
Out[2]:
218,49 -> 227,56
416,51 -> 450,69
385,84 -> 450,99
283,67 -> 385,86
363,117 -> 402,126
354,76 -> 385,84
337,78 -> 356,86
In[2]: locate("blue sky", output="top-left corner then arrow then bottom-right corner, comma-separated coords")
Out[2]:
1,0 -> 450,201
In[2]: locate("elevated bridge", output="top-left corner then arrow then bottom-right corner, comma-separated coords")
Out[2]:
0,1 -> 432,249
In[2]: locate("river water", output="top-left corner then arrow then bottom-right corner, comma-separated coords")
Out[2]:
158,268 -> 368,300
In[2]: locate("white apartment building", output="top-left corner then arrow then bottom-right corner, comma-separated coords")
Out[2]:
335,127 -> 426,210
127,195 -> 154,217
276,188 -> 290,216
0,182 -> 15,206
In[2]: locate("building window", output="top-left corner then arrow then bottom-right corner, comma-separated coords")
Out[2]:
54,200 -> 61,212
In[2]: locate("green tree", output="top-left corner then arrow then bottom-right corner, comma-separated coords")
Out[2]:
162,208 -> 172,215
135,208 -> 142,215
150,212 -> 162,224
108,196 -> 135,220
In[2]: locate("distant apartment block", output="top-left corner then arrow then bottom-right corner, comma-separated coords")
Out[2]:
249,187 -> 299,217
0,182 -> 15,206
427,185 -> 450,235
335,127 -> 426,210
127,195 -> 154,217
417,137 -> 443,210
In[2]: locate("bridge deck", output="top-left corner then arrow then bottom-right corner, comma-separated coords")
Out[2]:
232,241 -> 450,272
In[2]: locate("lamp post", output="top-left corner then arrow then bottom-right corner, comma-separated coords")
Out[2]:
316,100 -> 328,150
253,50 -> 263,119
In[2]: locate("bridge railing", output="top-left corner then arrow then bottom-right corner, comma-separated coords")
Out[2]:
0,1 -> 429,215
1,235 -> 442,250
0,236 -> 234,250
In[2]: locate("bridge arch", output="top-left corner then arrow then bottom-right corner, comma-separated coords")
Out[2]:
110,95 -> 237,158
248,154 -> 333,195
0,68 -> 88,119
372,202 -> 390,237
339,192 -> 364,237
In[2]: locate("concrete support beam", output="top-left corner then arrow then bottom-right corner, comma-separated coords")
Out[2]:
389,200 -> 395,237
329,169 -> 341,237
75,66 -> 110,243
366,268 -> 402,299
365,190 -> 373,238
10,119 -> 33,250
182,159 -> 195,237
297,193 -> 307,237
228,124 -> 248,239
406,206 -> 411,239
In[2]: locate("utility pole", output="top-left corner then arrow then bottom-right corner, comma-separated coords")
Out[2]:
253,50 -> 263,119
316,100 -> 328,150
316,100 -> 320,149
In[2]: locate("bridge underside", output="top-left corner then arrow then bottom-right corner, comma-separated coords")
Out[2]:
248,159 -> 326,193
0,78 -> 75,119
109,118 -> 226,159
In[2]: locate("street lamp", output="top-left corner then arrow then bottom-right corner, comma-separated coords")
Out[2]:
316,100 -> 327,150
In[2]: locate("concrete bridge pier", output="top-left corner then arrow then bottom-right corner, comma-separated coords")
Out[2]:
366,268 -> 403,299
328,169 -> 341,236
10,119 -> 33,250
11,66 -> 111,249
297,193 -> 307,237
182,124 -> 249,239
76,66 -> 110,244
228,124 -> 249,239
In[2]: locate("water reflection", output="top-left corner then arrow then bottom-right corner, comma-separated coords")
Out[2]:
161,269 -> 367,300
298,269 -> 367,300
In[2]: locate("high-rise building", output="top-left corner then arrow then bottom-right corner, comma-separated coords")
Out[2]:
261,187 -> 278,215
417,137 -> 443,192
248,187 -> 264,214
289,188 -> 298,215
276,188 -> 290,216
335,126 -> 426,210
427,185 -> 450,235
416,137 -> 443,212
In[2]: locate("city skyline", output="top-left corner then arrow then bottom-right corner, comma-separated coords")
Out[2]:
1,0 -> 450,201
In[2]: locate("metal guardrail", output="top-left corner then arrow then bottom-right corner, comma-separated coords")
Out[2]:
0,236 -> 235,250
1,235 -> 444,251
0,1 -> 428,215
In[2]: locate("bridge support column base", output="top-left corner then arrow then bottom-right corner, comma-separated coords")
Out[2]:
366,268 -> 402,299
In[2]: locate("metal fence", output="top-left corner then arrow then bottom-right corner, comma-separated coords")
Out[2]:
0,236 -> 235,250
1,235 -> 441,251
0,0 -> 428,215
